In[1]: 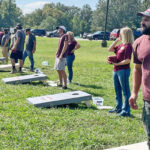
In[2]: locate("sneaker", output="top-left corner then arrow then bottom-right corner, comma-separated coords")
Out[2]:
30,69 -> 34,72
67,79 -> 72,84
119,111 -> 130,117
109,109 -> 122,113
18,70 -> 24,73
10,68 -> 17,74
62,86 -> 67,89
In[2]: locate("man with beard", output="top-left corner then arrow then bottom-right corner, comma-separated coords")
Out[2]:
129,8 -> 150,149
10,23 -> 25,73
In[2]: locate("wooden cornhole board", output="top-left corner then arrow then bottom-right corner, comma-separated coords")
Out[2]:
27,91 -> 92,108
105,141 -> 148,150
0,57 -> 6,63
0,63 -> 19,71
2,74 -> 47,84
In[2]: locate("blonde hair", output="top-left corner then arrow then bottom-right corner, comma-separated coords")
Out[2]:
120,27 -> 134,45
67,31 -> 75,41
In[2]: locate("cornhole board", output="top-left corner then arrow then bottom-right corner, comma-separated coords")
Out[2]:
105,141 -> 148,150
0,57 -> 5,62
2,74 -> 47,84
26,91 -> 92,108
0,63 -> 19,71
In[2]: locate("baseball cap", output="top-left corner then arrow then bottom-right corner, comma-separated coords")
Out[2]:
25,28 -> 30,32
4,28 -> 9,32
56,26 -> 66,32
16,23 -> 22,29
137,8 -> 150,17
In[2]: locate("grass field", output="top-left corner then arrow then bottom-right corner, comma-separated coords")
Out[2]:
0,37 -> 146,150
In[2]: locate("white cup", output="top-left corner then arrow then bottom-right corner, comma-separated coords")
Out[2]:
92,97 -> 104,106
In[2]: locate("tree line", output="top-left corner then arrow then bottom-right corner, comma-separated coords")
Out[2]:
0,0 -> 150,35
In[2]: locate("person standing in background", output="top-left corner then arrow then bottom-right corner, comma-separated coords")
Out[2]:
66,31 -> 80,83
54,26 -> 68,89
23,28 -> 36,71
1,28 -> 10,64
108,27 -> 134,117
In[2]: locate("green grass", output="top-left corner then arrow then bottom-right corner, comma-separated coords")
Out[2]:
0,37 -> 145,150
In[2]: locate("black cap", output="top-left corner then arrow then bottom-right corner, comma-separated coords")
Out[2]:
26,28 -> 30,32
16,23 -> 22,29
4,28 -> 9,32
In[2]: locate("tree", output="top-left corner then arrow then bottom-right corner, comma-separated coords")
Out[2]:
0,0 -> 22,28
91,0 -> 142,32
39,16 -> 57,31
142,0 -> 150,10
80,4 -> 92,33
72,16 -> 82,35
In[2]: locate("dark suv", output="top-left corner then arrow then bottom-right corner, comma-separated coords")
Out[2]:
133,28 -> 142,40
87,31 -> 110,40
31,29 -> 46,36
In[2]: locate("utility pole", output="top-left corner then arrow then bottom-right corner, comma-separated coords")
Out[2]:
101,0 -> 110,47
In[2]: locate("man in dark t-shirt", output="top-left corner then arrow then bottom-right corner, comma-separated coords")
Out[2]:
10,23 -> 25,73
23,28 -> 36,71
54,26 -> 68,89
129,8 -> 150,149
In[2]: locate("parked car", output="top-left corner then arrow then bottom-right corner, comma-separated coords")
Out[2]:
110,29 -> 120,40
87,31 -> 110,40
31,29 -> 46,36
0,31 -> 4,45
133,28 -> 142,40
46,30 -> 59,37
83,32 -> 89,39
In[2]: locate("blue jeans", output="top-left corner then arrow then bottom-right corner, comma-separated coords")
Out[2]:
113,69 -> 131,114
23,50 -> 34,70
66,55 -> 75,82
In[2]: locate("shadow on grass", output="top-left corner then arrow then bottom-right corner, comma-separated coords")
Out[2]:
87,91 -> 104,97
73,82 -> 103,89
43,103 -> 98,110
0,70 -> 10,73
114,114 -> 142,121
23,81 -> 46,86
129,114 -> 142,121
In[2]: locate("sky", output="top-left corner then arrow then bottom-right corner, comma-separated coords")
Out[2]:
16,0 -> 98,15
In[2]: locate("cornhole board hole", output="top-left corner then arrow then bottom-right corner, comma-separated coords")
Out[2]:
0,57 -> 6,63
0,63 -> 19,71
27,91 -> 92,108
105,141 -> 148,150
2,74 -> 47,84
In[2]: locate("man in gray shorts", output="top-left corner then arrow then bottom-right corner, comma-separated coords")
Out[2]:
129,8 -> 150,149
54,26 -> 68,89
